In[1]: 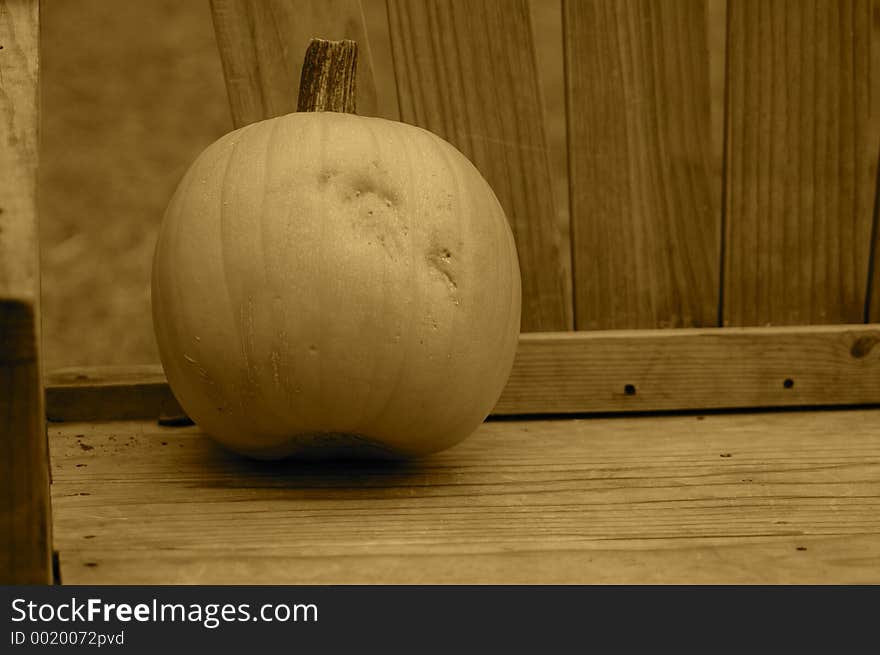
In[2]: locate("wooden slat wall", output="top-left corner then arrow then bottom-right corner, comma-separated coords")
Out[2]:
211,0 -> 880,332
563,0 -> 721,330
385,0 -> 573,332
210,0 -> 379,128
724,0 -> 877,326
0,0 -> 51,583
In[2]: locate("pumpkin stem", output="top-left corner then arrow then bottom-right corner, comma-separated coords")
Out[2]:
297,38 -> 358,114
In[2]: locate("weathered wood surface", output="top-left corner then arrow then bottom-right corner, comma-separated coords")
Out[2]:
564,0 -> 722,330
498,325 -> 880,414
386,0 -> 572,332
724,0 -> 878,326
46,365 -> 182,423
865,0 -> 880,322
50,410 -> 880,583
46,325 -> 880,421
0,0 -> 51,584
210,0 -> 378,127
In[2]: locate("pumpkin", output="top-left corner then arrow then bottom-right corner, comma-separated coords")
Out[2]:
151,40 -> 521,458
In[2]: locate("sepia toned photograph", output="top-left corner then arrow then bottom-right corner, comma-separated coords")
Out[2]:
2,0 -> 879,618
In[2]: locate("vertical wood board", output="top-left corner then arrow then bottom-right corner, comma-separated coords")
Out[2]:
864,0 -> 880,321
0,0 -> 51,584
386,0 -> 573,331
564,0 -> 721,330
724,0 -> 876,326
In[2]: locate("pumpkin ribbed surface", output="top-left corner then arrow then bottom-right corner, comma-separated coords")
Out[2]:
152,112 -> 521,457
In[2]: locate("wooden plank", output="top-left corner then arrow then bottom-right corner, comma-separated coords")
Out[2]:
49,411 -> 880,583
210,0 -> 379,127
46,366 -> 182,423
865,0 -> 880,321
500,325 -> 880,414
563,0 -> 721,329
54,534 -> 880,585
46,325 -> 880,421
724,0 -> 876,326
707,0 -> 727,198
0,0 -> 51,584
386,0 -> 572,332
530,0 -> 571,313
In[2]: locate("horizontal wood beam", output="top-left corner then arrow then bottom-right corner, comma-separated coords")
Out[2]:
46,325 -> 880,422
498,325 -> 880,414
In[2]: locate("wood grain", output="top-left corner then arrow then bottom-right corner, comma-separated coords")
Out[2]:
724,0 -> 877,326
45,365 -> 182,423
210,0 -> 379,127
49,410 -> 880,583
0,0 -> 51,583
45,325 -> 880,421
386,0 -> 572,332
500,325 -> 880,414
564,0 -> 721,329
865,0 -> 880,322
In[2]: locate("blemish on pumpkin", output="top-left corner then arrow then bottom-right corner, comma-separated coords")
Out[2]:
308,345 -> 318,355
355,201 -> 405,259
433,267 -> 457,292
317,169 -> 337,185
345,169 -> 400,207
426,246 -> 458,296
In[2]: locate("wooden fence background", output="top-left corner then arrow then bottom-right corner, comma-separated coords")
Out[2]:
212,0 -> 880,335
32,0 -> 880,372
